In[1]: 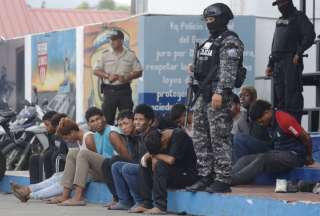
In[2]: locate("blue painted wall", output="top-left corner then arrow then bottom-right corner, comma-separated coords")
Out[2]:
137,15 -> 256,113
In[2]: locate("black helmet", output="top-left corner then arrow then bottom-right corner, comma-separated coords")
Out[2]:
203,3 -> 234,21
272,0 -> 292,6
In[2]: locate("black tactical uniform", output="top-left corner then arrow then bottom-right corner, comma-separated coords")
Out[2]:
268,0 -> 315,122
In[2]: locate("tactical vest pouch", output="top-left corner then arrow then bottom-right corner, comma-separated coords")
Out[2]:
202,83 -> 213,103
234,66 -> 247,88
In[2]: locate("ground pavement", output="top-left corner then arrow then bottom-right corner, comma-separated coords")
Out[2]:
0,193 -> 180,216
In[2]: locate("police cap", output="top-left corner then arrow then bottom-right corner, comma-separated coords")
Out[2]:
110,29 -> 124,40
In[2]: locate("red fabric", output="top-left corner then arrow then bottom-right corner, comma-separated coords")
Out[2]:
275,111 -> 303,137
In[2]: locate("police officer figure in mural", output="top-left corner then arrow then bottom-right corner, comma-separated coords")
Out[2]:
94,29 -> 143,125
186,3 -> 244,193
265,0 -> 315,123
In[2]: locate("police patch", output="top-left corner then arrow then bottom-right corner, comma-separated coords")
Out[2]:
203,42 -> 212,49
227,49 -> 238,58
200,49 -> 213,56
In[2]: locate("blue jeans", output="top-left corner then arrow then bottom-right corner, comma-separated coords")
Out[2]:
111,162 -> 143,206
232,134 -> 272,164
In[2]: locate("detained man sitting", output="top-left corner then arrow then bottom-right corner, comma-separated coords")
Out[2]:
47,107 -> 130,206
232,100 -> 314,185
231,93 -> 272,163
105,104 -> 154,210
139,128 -> 199,214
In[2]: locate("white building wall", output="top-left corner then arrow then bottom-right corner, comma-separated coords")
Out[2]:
145,0 -> 320,18
147,0 -> 230,15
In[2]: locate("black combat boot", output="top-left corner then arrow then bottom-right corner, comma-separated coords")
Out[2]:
186,176 -> 213,192
205,180 -> 231,193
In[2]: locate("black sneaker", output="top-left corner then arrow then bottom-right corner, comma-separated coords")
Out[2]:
205,181 -> 231,193
185,176 -> 213,192
286,181 -> 298,193
297,180 -> 316,192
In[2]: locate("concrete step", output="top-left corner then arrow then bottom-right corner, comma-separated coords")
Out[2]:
1,173 -> 320,216
0,134 -> 320,215
255,163 -> 320,185
311,133 -> 320,163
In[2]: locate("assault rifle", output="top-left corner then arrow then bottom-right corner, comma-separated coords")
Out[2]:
184,42 -> 199,128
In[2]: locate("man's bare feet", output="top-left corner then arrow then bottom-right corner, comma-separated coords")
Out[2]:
104,200 -> 117,208
10,182 -> 23,190
128,205 -> 149,213
11,182 -> 30,202
144,207 -> 166,215
46,196 -> 68,204
57,198 -> 86,206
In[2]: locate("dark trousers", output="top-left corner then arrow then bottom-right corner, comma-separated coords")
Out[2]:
231,150 -> 305,185
139,161 -> 198,211
101,156 -> 132,201
273,55 -> 304,122
102,84 -> 133,125
232,134 -> 272,164
43,146 -> 56,179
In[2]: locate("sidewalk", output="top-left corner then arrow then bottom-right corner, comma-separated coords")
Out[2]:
0,193 -> 178,216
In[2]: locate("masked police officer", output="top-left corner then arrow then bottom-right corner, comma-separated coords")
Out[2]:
265,0 -> 315,122
94,29 -> 143,125
186,3 -> 244,193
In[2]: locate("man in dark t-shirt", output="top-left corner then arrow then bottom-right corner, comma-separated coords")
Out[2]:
138,128 -> 198,214
232,100 -> 314,185
102,105 -> 153,209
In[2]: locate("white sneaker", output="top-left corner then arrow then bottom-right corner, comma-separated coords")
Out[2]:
312,183 -> 320,194
275,179 -> 287,193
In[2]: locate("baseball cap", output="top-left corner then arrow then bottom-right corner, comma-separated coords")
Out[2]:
110,29 -> 124,40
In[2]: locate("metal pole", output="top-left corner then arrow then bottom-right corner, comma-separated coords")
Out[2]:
317,38 -> 320,72
130,0 -> 136,15
300,0 -> 306,14
313,0 -> 315,26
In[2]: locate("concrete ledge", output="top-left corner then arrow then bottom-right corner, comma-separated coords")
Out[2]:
0,134 -> 319,215
0,173 -> 30,193
2,175 -> 320,216
255,164 -> 320,185
84,181 -> 112,204
0,173 -> 112,203
312,134 -> 320,163
168,190 -> 320,216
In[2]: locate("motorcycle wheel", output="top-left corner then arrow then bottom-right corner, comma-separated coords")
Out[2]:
5,148 -> 20,171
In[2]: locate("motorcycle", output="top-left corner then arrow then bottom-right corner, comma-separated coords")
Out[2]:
3,100 -> 47,171
0,151 -> 5,180
0,109 -> 16,151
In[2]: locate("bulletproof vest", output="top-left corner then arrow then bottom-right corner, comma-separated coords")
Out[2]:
272,11 -> 300,53
194,30 -> 238,82
194,37 -> 219,82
